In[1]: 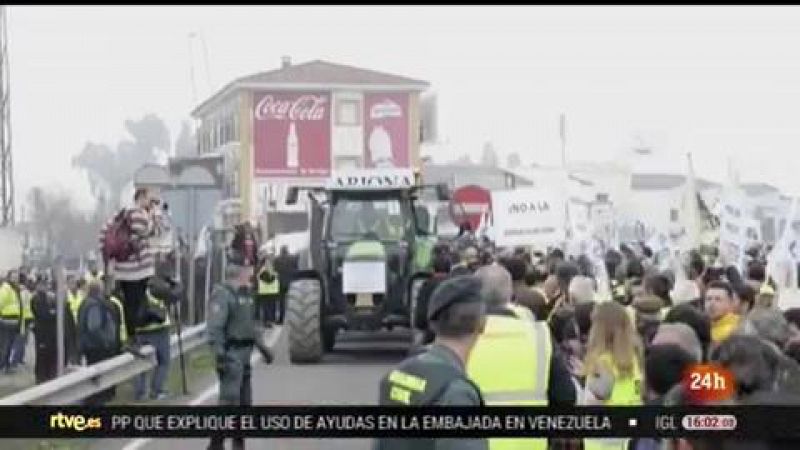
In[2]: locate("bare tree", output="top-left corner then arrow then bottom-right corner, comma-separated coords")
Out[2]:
26,187 -> 99,260
72,113 -> 171,211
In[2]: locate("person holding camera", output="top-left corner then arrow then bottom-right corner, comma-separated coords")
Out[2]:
100,188 -> 160,345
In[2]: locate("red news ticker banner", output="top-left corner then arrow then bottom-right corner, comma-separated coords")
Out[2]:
363,93 -> 410,169
252,91 -> 332,178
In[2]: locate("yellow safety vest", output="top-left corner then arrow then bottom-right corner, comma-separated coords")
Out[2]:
467,315 -> 552,450
109,296 -> 128,345
68,291 -> 85,324
584,354 -> 643,450
20,290 -> 34,326
136,290 -> 172,333
257,268 -> 280,296
0,282 -> 20,320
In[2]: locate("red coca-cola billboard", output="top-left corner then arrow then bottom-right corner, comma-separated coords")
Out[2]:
450,185 -> 492,231
363,93 -> 409,168
252,91 -> 331,178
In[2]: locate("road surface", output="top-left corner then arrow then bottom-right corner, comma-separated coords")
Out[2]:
113,327 -> 411,450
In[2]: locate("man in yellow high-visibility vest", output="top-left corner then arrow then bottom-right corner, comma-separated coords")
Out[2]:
468,264 -> 577,450
9,274 -> 34,369
0,271 -> 22,373
256,255 -> 280,328
134,273 -> 176,401
66,277 -> 87,366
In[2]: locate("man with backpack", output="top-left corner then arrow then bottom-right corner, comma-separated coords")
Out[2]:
77,280 -> 127,405
100,187 -> 158,345
134,264 -> 181,401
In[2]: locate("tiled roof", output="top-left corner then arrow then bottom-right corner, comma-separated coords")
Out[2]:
238,60 -> 428,86
193,60 -> 429,117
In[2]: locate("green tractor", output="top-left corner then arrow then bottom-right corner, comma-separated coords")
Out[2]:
284,169 -> 449,363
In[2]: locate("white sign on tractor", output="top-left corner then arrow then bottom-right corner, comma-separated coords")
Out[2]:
328,168 -> 414,190
491,188 -> 566,247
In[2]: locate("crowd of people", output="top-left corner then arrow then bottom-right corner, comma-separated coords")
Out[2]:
380,222 -> 800,450
0,187 -> 182,405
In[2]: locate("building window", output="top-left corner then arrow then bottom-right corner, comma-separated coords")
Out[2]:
221,116 -> 230,145
232,114 -> 239,141
336,99 -> 361,126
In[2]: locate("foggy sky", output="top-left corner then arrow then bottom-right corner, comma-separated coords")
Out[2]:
9,6 -> 800,212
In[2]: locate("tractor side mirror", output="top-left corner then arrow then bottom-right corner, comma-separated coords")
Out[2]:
436,184 -> 450,201
286,187 -> 299,205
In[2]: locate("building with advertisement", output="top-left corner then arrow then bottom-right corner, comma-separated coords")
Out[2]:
191,57 -> 429,235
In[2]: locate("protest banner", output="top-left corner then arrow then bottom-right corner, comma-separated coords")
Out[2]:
491,188 -> 566,248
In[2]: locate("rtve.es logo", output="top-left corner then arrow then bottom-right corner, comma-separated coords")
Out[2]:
49,411 -> 103,432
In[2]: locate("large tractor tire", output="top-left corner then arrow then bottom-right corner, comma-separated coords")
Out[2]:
287,278 -> 324,364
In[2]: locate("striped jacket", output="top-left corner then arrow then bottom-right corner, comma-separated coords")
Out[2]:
99,207 -> 156,282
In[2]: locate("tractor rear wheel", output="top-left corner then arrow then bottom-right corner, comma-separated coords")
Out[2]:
287,278 -> 324,363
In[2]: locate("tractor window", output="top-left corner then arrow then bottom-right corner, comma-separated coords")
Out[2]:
329,198 -> 407,241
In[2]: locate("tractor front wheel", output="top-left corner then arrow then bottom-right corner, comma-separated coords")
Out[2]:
287,278 -> 324,364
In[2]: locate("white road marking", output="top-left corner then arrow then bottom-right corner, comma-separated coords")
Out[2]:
121,326 -> 283,450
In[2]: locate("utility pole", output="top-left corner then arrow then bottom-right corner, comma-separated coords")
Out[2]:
559,113 -> 569,247
559,113 -> 567,168
187,32 -> 198,106
198,31 -> 213,94
0,6 -> 13,227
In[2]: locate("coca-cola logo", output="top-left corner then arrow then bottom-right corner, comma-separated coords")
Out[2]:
254,94 -> 328,121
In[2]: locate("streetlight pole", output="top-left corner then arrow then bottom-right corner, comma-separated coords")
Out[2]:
559,113 -> 567,169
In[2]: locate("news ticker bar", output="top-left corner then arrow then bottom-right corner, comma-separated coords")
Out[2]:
2,406 -> 799,439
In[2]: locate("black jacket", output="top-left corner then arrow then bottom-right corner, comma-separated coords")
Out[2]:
273,254 -> 298,287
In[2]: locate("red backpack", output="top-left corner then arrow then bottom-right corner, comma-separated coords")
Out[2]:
101,209 -> 141,262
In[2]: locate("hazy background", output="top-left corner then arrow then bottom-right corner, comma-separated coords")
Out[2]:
10,6 -> 800,210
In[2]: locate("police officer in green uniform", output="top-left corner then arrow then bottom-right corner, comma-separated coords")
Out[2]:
375,275 -> 488,450
207,249 -> 273,450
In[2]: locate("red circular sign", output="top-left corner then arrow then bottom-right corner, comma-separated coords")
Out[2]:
450,185 -> 492,231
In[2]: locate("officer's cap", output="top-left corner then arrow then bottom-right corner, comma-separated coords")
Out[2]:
427,275 -> 483,322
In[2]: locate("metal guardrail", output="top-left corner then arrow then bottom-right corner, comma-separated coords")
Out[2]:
0,323 -> 208,406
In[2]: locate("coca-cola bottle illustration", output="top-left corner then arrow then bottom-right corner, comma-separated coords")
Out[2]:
287,121 -> 299,168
